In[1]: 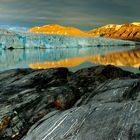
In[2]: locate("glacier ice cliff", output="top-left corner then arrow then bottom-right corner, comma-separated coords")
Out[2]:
0,29 -> 135,49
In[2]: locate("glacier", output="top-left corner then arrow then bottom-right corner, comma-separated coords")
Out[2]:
0,29 -> 135,49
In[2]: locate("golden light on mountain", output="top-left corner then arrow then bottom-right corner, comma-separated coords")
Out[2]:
29,23 -> 140,40
88,23 -> 140,41
29,49 -> 140,69
28,24 -> 90,36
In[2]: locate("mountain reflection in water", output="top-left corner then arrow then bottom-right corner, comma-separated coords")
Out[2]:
0,46 -> 139,73
30,48 -> 140,70
90,48 -> 140,68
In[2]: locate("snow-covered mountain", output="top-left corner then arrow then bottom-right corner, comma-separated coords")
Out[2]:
28,23 -> 140,41
88,22 -> 140,41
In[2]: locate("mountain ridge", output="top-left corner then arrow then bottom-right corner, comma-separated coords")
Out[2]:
29,23 -> 140,41
88,22 -> 140,41
29,24 -> 90,36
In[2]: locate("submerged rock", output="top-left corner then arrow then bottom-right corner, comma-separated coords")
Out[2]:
0,65 -> 140,140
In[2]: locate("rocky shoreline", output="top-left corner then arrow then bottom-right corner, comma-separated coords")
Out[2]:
0,65 -> 140,140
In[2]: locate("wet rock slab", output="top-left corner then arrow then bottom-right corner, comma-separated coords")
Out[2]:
0,65 -> 140,140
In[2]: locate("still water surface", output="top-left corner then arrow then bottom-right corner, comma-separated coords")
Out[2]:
0,46 -> 140,73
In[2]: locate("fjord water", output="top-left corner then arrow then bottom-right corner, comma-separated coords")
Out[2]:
0,45 -> 139,73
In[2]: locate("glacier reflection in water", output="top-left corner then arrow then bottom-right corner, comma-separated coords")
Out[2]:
0,46 -> 138,73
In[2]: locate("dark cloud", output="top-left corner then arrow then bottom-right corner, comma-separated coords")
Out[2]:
0,0 -> 139,30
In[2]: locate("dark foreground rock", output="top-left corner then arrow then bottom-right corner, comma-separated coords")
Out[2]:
0,65 -> 140,140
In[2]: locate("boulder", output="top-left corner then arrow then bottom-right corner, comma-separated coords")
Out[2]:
23,76 -> 140,140
0,65 -> 139,140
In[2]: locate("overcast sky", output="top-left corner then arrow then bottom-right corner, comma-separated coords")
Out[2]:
0,0 -> 139,30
